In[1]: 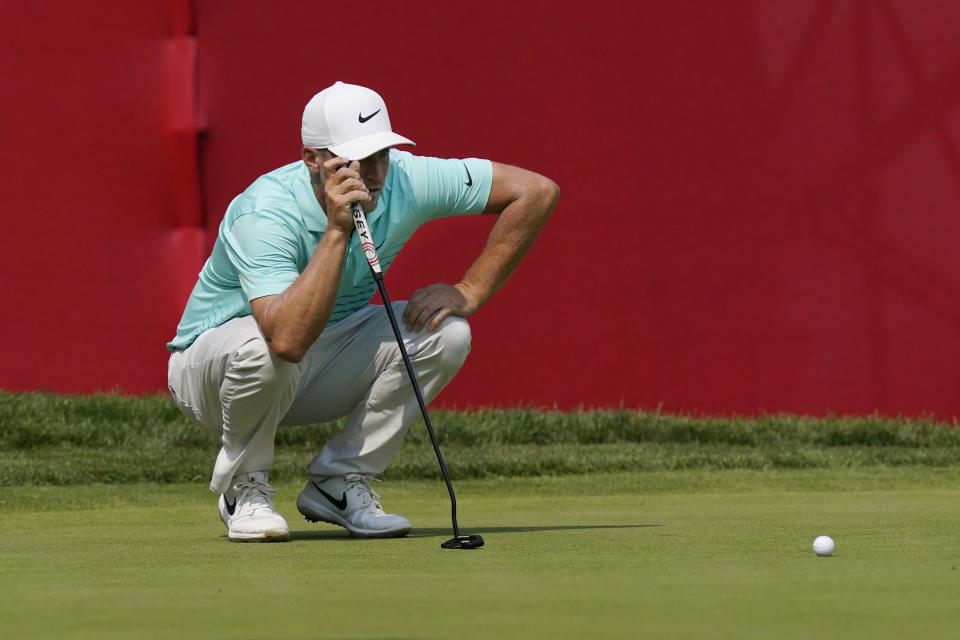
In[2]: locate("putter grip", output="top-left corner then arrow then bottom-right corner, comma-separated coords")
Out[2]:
350,202 -> 382,278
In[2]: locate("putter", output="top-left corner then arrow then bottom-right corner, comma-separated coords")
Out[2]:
350,200 -> 484,550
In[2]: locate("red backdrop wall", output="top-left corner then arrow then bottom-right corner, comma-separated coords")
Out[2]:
2,1 -> 959,417
0,0 -> 205,393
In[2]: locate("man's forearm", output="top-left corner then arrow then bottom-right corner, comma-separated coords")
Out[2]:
256,229 -> 350,362
399,163 -> 559,333
457,178 -> 559,309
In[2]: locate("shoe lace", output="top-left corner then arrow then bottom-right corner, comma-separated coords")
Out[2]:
233,478 -> 278,514
344,473 -> 383,508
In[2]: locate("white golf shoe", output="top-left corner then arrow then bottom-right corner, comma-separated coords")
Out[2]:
218,471 -> 290,542
296,474 -> 411,538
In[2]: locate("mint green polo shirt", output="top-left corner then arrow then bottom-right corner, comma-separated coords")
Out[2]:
167,149 -> 493,351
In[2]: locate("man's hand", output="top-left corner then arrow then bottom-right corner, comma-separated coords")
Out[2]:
321,157 -> 371,233
403,282 -> 479,332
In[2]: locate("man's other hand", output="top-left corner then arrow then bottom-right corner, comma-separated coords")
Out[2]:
403,283 -> 478,331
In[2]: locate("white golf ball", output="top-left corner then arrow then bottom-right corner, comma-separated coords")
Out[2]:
812,535 -> 835,556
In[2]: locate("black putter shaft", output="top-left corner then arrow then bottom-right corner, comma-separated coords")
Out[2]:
349,200 -> 483,549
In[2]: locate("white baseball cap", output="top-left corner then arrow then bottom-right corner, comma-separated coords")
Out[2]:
301,81 -> 415,160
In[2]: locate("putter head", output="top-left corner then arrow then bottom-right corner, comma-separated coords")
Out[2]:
441,535 -> 485,550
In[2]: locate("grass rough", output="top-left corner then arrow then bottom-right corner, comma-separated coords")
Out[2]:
2,391 -> 959,486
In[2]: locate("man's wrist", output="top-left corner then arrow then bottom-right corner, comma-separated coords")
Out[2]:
323,227 -> 353,242
454,281 -> 484,313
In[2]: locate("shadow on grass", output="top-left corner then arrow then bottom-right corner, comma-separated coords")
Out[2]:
290,523 -> 660,541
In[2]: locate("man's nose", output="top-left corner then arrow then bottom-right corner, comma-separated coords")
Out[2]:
362,159 -> 387,183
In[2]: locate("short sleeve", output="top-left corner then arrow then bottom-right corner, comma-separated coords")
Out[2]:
403,154 -> 494,223
222,213 -> 301,300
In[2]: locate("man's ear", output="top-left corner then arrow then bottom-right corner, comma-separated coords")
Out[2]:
302,147 -> 324,173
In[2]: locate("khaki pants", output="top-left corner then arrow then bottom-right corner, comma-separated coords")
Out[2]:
167,303 -> 471,494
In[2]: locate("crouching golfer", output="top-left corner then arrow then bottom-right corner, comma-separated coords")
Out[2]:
166,81 -> 558,541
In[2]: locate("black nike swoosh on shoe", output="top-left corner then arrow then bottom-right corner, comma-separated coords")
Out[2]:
463,163 -> 473,187
224,496 -> 237,516
358,109 -> 381,123
313,481 -> 348,511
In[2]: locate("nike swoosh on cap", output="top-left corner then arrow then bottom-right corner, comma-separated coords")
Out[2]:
463,163 -> 473,187
313,481 -> 349,511
358,109 -> 381,123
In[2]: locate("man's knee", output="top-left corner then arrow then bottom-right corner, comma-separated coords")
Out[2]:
435,316 -> 472,372
231,336 -> 301,393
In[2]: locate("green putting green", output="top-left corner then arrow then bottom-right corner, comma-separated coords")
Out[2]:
2,468 -> 958,639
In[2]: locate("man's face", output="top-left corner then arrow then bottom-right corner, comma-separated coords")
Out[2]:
313,148 -> 391,213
